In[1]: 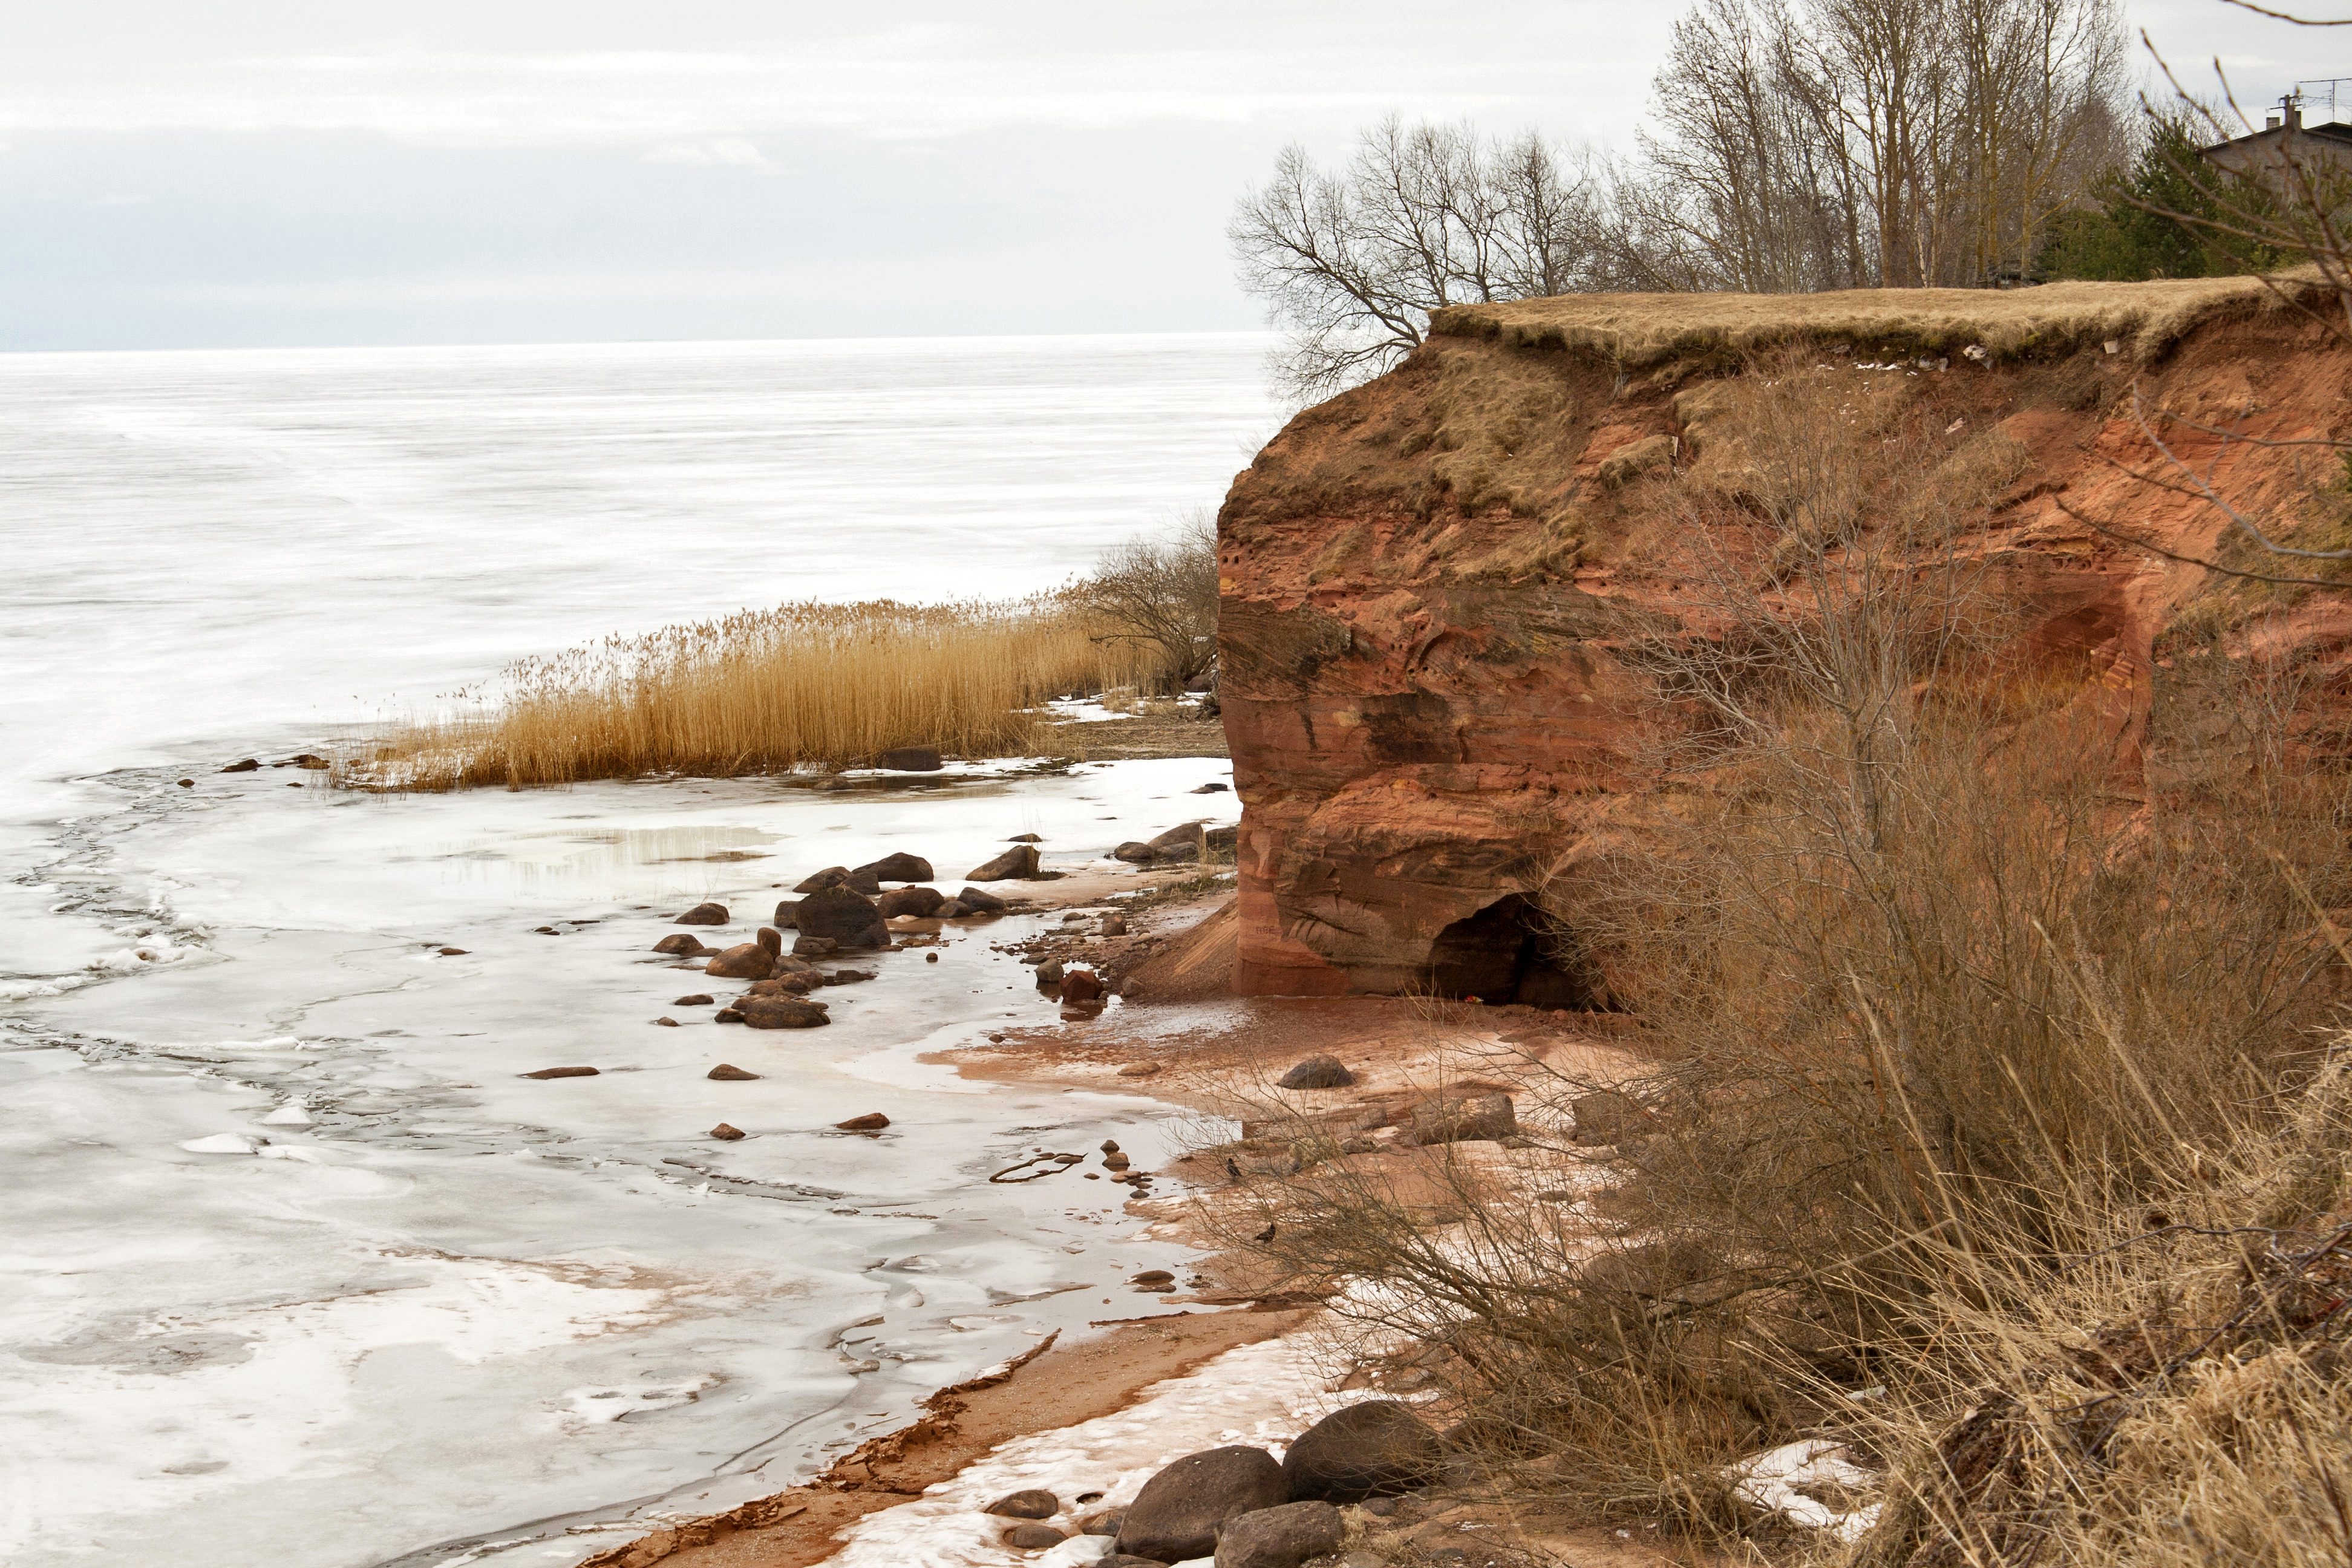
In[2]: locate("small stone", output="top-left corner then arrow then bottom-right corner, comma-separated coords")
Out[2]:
438,947 -> 469,956
1003,1524 -> 1066,1550
674,902 -> 730,926
955,886 -> 1008,913
653,933 -> 709,956
713,1008 -> 744,1022
1102,1140 -> 1121,1153
968,844 -> 1043,881
795,867 -> 851,893
855,851 -> 935,882
704,942 -> 775,981
1005,833 -> 1043,843
219,758 -> 261,773
1277,1054 -> 1354,1090
873,746 -> 944,773
177,778 -> 194,788
1060,970 -> 1105,1004
711,1123 -> 746,1141
1034,958 -> 1065,987
737,996 -> 831,1029
926,952 -> 939,962
1113,841 -> 1159,863
984,1489 -> 1060,1520
1129,1269 -> 1175,1286
1098,914 -> 1128,936
791,935 -> 840,958
534,926 -> 561,935
933,900 -> 965,918
772,899 -> 799,929
877,886 -> 946,918
708,1063 -> 761,1080
673,993 -> 715,1007
1117,1062 -> 1163,1077
523,1067 -> 599,1079
1103,1152 -> 1130,1171
1212,1500 -> 1344,1568
654,1017 -> 680,1027
1192,782 -> 1229,793
1077,1510 -> 1125,1537
835,1112 -> 890,1131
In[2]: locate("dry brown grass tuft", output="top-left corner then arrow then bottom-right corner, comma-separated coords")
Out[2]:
1433,272 -> 2320,370
375,597 -> 1169,791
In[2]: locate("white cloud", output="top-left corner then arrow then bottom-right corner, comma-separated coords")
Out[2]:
642,137 -> 771,166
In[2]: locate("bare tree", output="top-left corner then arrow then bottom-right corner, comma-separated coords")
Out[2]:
1230,117 -> 1602,402
1615,0 -> 2129,289
1070,519 -> 1220,692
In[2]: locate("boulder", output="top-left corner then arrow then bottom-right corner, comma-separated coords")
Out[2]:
1571,1089 -> 1651,1146
968,844 -> 1042,881
523,1066 -> 599,1080
219,758 -> 261,773
1006,833 -> 1043,843
875,746 -> 944,772
1155,843 -> 1202,864
1148,822 -> 1209,856
1277,1055 -> 1354,1091
984,1490 -> 1060,1519
1096,1557 -> 1167,1568
1003,1524 -> 1066,1550
1410,1092 -> 1516,1146
714,1008 -> 744,1022
856,852 -> 935,883
1281,1401 -> 1442,1503
934,900 -> 966,918
653,933 -> 709,956
795,867 -> 851,893
747,970 -> 823,995
877,886 -> 947,919
708,1063 -> 761,1080
673,993 -> 715,1007
704,943 -> 774,981
792,935 -> 840,958
794,887 -> 890,950
675,903 -> 730,926
711,1123 -> 746,1141
1061,970 -> 1106,1004
956,886 -> 1008,913
843,867 -> 883,895
772,900 -> 799,929
1034,958 -> 1065,987
1130,1269 -> 1175,1287
1099,913 -> 1128,936
1191,782 -> 1228,793
1114,841 -> 1160,864
1213,1502 -> 1344,1568
1077,1510 -> 1125,1537
835,1112 -> 890,1131
1115,1446 -> 1290,1565
1206,825 -> 1238,852
756,927 -> 783,955
737,996 -> 831,1029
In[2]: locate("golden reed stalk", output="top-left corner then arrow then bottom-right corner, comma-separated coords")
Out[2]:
383,597 -> 1165,790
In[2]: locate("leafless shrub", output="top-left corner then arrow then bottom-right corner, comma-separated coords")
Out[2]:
1068,518 -> 1220,694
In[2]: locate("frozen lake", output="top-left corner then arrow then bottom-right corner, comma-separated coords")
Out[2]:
0,334 -> 1277,1566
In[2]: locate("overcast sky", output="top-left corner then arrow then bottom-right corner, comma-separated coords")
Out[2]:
0,1 -> 2328,350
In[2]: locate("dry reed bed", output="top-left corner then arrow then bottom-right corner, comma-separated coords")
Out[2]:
379,598 -> 1168,791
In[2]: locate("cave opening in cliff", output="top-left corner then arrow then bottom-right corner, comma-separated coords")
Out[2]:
1424,894 -> 1602,1009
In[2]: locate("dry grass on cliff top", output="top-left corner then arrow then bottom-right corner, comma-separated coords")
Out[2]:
377,598 -> 1166,789
1432,272 -> 2316,368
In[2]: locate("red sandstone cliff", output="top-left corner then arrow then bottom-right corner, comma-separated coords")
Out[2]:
1213,279 -> 2352,999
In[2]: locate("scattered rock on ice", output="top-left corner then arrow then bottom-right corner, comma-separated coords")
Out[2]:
711,1123 -> 746,1141
714,1007 -> 745,1022
523,1066 -> 601,1079
1116,1446 -> 1290,1564
968,843 -> 1042,881
1192,782 -> 1228,793
1099,913 -> 1128,936
795,866 -> 851,893
985,1489 -> 1061,1519
856,851 -> 935,882
178,1132 -> 263,1154
1005,833 -> 1043,843
1130,1269 -> 1175,1287
934,900 -> 965,918
704,942 -> 774,981
219,758 -> 260,773
1276,1055 -> 1354,1091
437,946 -> 468,956
1034,958 -> 1065,987
1061,969 -> 1106,1004
177,778 -> 194,788
654,1017 -> 680,1027
771,899 -> 799,928
835,1111 -> 890,1131
1149,822 -> 1209,858
1113,841 -> 1159,864
791,935 -> 838,958
675,902 -> 730,926
956,886 -> 1008,913
1214,1501 -> 1344,1568
1281,1402 -> 1442,1503
793,886 -> 890,950
736,996 -> 830,1029
874,746 -> 943,772
877,886 -> 946,918
1118,1062 -> 1163,1077
673,993 -> 714,1007
1003,1523 -> 1068,1549
707,1063 -> 760,1080
653,933 -> 709,956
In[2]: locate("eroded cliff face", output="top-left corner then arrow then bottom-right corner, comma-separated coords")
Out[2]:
1216,280 -> 2352,998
